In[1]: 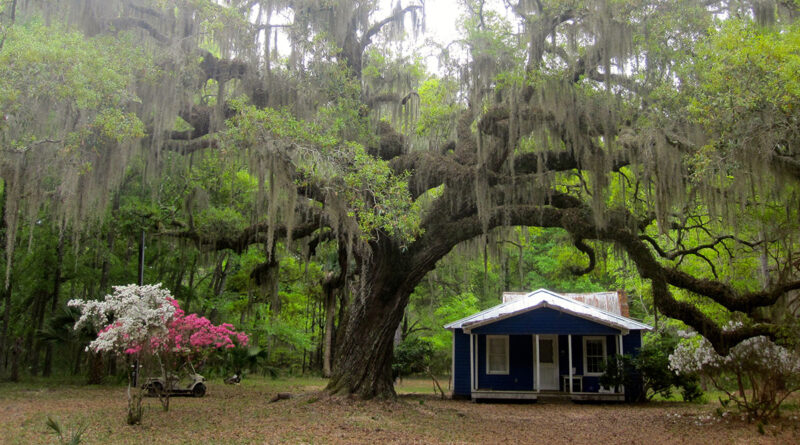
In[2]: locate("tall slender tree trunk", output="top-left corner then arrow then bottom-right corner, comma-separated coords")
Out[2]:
0,178 -> 9,370
185,256 -> 196,312
43,225 -> 66,377
0,278 -> 11,371
98,227 -> 115,294
322,284 -> 337,378
28,294 -> 47,375
9,337 -> 22,382
87,351 -> 104,384
99,194 -> 120,295
322,244 -> 347,378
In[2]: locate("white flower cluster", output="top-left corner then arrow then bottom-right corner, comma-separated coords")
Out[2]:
669,334 -> 800,376
668,336 -> 715,374
68,283 -> 176,354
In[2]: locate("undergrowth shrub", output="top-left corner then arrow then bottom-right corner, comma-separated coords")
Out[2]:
601,334 -> 703,402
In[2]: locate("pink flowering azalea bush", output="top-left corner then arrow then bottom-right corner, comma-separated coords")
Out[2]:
160,298 -> 249,358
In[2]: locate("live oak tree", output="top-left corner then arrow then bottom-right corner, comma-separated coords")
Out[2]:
3,0 -> 800,399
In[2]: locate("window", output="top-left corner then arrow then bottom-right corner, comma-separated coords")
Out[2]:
538,337 -> 554,364
486,335 -> 509,374
583,336 -> 607,375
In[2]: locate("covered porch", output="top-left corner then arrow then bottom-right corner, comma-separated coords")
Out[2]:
465,332 -> 629,402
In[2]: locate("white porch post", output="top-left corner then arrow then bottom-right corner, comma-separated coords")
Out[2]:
534,334 -> 540,393
451,332 -> 456,392
618,334 -> 624,395
469,333 -> 475,391
568,334 -> 573,394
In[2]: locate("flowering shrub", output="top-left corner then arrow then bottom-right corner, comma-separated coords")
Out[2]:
69,284 -> 248,423
69,283 -> 248,357
669,332 -> 800,420
163,299 -> 249,356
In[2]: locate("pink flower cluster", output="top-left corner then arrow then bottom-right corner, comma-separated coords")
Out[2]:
163,298 -> 249,354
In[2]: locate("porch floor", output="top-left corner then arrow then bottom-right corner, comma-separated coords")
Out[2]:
470,389 -> 624,402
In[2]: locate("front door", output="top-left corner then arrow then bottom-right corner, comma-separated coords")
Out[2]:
535,335 -> 559,390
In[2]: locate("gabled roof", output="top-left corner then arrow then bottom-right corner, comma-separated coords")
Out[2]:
444,288 -> 652,333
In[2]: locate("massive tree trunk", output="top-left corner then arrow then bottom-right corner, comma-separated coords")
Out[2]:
327,233 -> 449,398
326,250 -> 410,398
326,301 -> 403,398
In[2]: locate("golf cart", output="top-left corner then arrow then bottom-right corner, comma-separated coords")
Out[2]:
142,362 -> 207,397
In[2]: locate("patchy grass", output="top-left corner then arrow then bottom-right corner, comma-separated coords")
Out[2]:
1,376 -> 798,444
395,376 -> 447,395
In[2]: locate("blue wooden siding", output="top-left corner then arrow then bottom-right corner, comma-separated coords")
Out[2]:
476,334 -> 533,390
623,330 -> 642,355
452,329 -> 471,396
470,307 -> 621,335
623,331 -> 644,401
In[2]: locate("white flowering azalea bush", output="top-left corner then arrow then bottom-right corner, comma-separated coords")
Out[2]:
69,284 -> 177,356
670,330 -> 800,420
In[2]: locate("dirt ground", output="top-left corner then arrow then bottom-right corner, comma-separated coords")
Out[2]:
1,377 -> 798,444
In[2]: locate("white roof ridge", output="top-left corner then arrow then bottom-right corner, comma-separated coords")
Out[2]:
443,288 -> 557,329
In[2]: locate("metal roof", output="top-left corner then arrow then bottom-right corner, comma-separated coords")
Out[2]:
444,288 -> 652,332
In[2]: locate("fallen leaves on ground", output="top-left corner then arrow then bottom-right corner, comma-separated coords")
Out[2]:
0,377 -> 797,444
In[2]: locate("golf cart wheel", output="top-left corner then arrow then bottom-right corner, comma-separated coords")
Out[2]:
192,382 -> 206,398
147,381 -> 163,395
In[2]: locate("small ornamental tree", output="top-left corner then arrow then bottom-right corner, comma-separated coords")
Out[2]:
69,283 -> 247,425
669,333 -> 800,420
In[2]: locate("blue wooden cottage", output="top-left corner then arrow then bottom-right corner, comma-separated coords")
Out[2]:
445,289 -> 652,401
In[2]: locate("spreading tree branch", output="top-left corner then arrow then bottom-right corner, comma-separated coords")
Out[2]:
569,238 -> 596,276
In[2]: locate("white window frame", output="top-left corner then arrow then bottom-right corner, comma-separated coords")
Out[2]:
583,336 -> 607,376
486,335 -> 510,375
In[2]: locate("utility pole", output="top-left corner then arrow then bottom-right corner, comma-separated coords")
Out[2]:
132,230 -> 145,387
